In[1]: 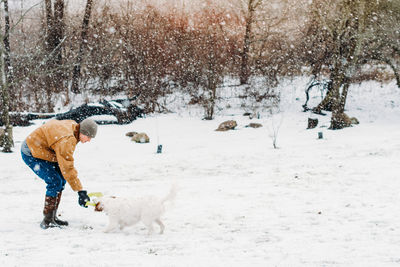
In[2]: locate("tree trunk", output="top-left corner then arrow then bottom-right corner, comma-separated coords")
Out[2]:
239,0 -> 257,85
204,67 -> 217,120
71,0 -> 94,94
44,0 -> 55,112
1,0 -> 13,152
338,78 -> 350,114
330,70 -> 351,130
312,79 -> 334,113
3,0 -> 12,87
44,0 -> 53,34
240,16 -> 252,85
53,0 -> 64,67
385,58 -> 400,89
44,0 -> 65,112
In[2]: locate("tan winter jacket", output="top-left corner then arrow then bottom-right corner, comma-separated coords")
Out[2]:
26,119 -> 83,191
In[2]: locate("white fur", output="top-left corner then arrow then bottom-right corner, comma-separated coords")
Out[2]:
95,186 -> 176,234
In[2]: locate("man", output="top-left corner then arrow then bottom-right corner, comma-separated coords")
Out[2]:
21,118 -> 98,229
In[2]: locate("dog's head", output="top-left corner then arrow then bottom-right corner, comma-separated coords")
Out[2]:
93,196 -> 117,212
94,201 -> 104,212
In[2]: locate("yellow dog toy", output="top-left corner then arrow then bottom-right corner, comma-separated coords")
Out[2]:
85,192 -> 104,207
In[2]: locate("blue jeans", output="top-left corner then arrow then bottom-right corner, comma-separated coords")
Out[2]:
21,151 -> 66,197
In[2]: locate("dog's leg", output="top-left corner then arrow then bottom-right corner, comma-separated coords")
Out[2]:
142,220 -> 154,235
104,218 -> 118,233
147,224 -> 154,235
155,219 -> 165,234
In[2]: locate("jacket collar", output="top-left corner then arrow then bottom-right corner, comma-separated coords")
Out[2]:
73,123 -> 80,142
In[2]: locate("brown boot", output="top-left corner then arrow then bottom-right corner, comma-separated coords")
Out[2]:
54,191 -> 68,226
40,195 -> 58,229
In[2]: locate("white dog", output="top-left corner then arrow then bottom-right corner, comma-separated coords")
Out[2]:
94,186 -> 176,234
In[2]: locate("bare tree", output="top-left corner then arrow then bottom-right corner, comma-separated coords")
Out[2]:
192,6 -> 237,120
3,0 -> 12,87
304,0 -> 396,129
43,0 -> 65,112
1,0 -> 13,152
363,0 -> 400,88
268,111 -> 284,149
71,0 -> 94,94
236,0 -> 293,85
239,0 -> 261,85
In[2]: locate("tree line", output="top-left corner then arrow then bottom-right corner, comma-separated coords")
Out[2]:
0,0 -> 399,151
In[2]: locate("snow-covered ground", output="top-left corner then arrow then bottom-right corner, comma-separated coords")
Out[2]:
1,78 -> 400,266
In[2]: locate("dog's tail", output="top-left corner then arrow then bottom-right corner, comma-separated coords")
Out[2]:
161,183 -> 177,204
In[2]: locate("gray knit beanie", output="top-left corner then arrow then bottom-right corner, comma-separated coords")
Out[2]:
79,118 -> 98,138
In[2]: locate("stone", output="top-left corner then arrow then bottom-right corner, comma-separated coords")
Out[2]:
125,131 -> 138,137
215,120 -> 237,131
246,123 -> 263,128
131,132 -> 150,143
307,118 -> 318,129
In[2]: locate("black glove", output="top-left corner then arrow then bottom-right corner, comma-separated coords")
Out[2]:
78,190 -> 90,208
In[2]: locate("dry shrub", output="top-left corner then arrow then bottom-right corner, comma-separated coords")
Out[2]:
79,4 -> 242,115
5,2 -> 297,114
351,68 -> 395,83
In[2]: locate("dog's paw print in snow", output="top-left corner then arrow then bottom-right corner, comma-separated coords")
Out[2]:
79,224 -> 94,231
255,230 -> 283,244
147,248 -> 158,255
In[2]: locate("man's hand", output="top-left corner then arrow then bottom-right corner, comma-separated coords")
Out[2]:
78,190 -> 90,208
